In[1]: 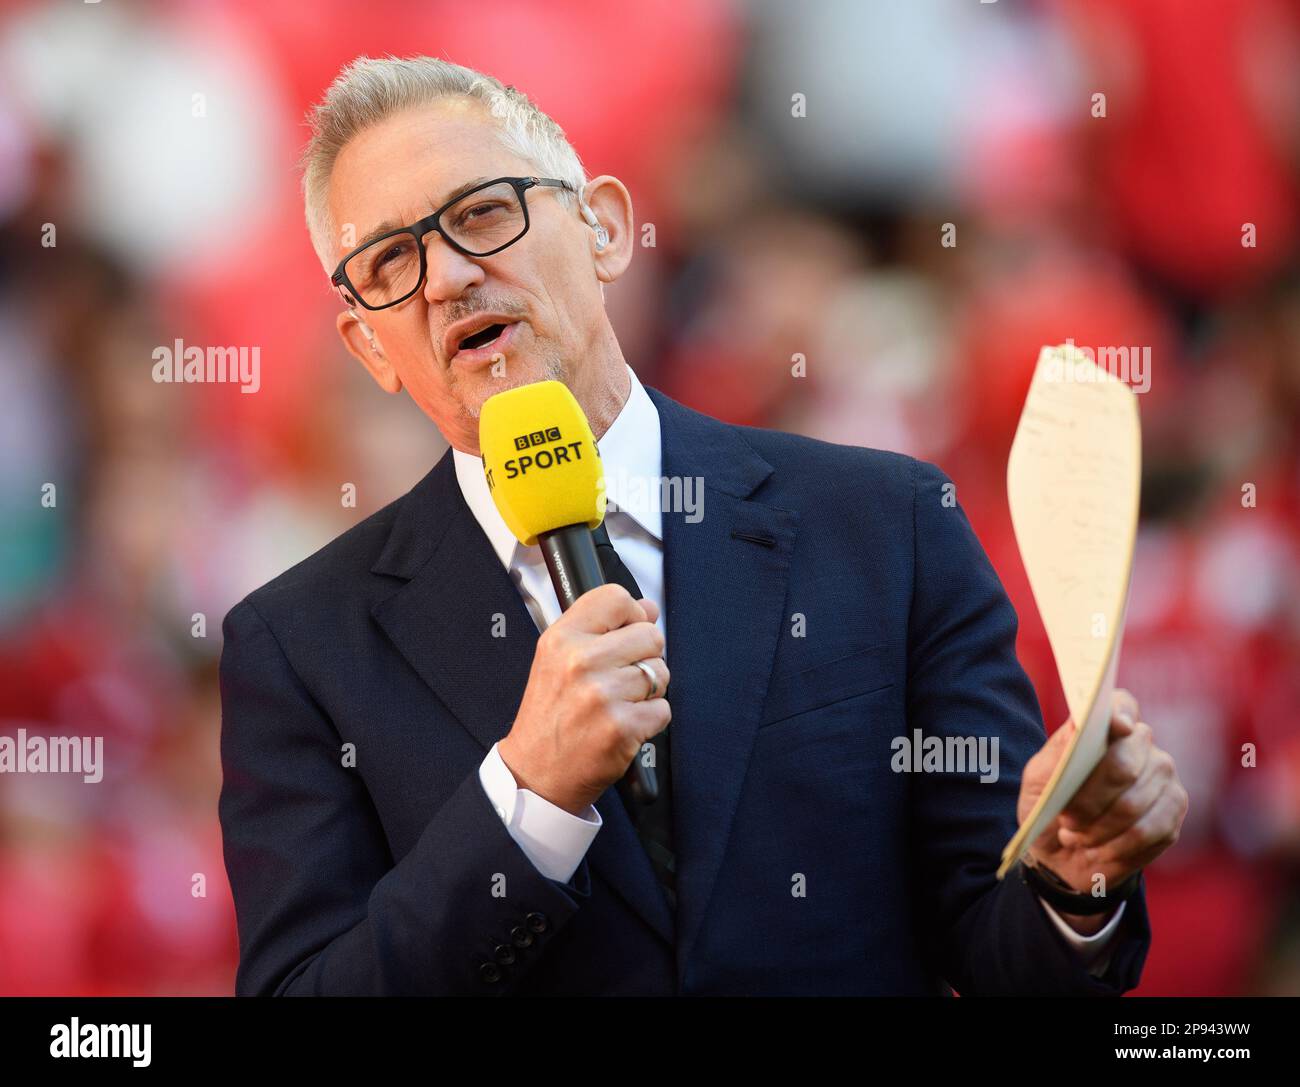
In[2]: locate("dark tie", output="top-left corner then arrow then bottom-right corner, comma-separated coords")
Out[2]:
591,518 -> 676,911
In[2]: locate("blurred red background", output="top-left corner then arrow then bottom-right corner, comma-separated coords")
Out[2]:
0,0 -> 1297,995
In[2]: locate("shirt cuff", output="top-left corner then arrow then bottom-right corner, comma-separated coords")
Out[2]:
1038,895 -> 1128,978
478,742 -> 602,884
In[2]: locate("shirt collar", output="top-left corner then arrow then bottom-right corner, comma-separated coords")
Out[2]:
453,364 -> 663,569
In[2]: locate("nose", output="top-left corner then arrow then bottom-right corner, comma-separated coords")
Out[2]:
421,229 -> 485,304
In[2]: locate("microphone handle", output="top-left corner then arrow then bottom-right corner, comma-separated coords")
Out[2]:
539,525 -> 659,804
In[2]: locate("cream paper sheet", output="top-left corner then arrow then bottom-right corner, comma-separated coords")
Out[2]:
996,344 -> 1142,880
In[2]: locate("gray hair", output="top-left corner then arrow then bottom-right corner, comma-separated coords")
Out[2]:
300,55 -> 589,275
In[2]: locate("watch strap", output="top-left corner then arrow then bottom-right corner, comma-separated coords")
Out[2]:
1019,859 -> 1141,916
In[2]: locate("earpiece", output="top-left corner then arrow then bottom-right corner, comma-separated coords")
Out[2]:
348,307 -> 381,353
579,201 -> 609,250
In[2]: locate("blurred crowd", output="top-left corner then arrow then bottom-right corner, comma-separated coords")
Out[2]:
0,0 -> 1297,994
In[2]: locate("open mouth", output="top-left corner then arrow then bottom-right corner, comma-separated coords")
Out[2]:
457,322 -> 509,353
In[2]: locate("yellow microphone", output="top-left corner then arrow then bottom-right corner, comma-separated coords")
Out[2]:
479,379 -> 605,547
479,380 -> 657,803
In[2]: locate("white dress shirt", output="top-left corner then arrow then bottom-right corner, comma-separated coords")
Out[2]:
453,363 -> 1126,973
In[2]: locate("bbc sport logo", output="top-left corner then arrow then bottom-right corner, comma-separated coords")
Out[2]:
513,426 -> 563,451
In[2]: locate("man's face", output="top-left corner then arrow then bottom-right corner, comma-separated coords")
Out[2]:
327,98 -> 623,453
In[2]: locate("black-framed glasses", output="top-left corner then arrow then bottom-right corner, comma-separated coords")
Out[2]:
331,175 -> 576,311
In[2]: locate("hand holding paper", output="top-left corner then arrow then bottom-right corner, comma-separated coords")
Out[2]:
997,345 -> 1187,900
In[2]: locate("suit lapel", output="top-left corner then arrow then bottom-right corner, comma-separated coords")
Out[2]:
370,452 -> 539,756
369,449 -> 675,946
646,388 -> 800,982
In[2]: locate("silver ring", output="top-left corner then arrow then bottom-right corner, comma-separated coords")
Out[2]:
632,659 -> 659,701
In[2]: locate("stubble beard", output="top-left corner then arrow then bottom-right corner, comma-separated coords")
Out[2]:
452,344 -> 569,421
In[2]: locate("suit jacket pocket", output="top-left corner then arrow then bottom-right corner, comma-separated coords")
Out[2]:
758,643 -> 896,729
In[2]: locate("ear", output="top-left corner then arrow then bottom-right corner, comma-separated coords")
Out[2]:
337,308 -> 402,394
581,176 -> 634,286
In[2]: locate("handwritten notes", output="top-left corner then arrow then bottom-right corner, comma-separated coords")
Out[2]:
997,344 -> 1142,879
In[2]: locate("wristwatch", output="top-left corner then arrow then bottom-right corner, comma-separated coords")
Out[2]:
1018,858 -> 1142,916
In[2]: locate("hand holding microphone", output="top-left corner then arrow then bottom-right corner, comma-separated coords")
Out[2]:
499,585 -> 668,815
479,380 -> 667,814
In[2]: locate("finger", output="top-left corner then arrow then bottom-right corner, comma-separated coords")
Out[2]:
1111,688 -> 1140,731
1058,751 -> 1165,850
638,597 -> 660,625
1088,784 -> 1186,868
1061,722 -> 1153,826
1117,838 -> 1169,876
568,583 -> 645,634
615,656 -> 669,702
625,691 -> 672,741
1122,810 -> 1186,871
1060,721 -> 1154,826
1107,713 -> 1138,744
588,621 -> 665,670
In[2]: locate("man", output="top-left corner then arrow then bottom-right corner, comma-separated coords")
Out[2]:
218,56 -> 1187,996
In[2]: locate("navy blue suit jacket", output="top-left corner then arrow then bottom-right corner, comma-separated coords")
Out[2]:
218,386 -> 1152,995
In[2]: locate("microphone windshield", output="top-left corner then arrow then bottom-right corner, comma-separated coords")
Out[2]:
478,380 -> 606,546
